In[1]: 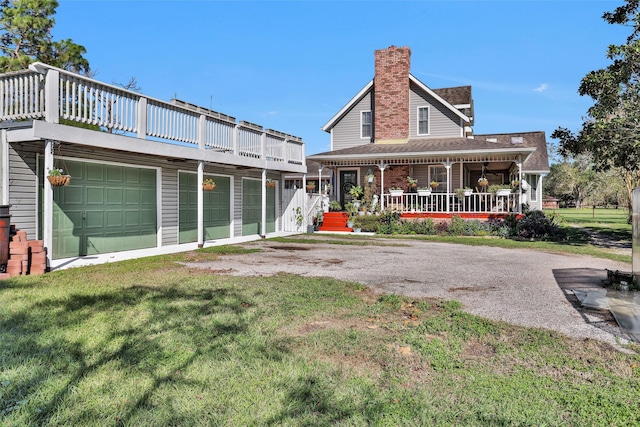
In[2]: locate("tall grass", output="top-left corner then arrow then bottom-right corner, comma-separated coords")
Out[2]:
1,249 -> 639,426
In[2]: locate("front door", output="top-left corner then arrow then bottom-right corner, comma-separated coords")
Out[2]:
339,170 -> 358,207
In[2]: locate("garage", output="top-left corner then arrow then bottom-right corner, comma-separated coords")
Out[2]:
242,179 -> 276,236
50,159 -> 157,259
179,172 -> 231,243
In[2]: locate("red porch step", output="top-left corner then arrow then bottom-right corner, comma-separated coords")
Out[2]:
319,212 -> 352,232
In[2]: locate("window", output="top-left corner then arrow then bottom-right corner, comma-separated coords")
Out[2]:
428,165 -> 446,192
361,111 -> 372,139
418,106 -> 429,135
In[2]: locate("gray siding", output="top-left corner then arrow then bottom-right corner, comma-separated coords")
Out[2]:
8,143 -> 38,239
332,92 -> 373,151
409,83 -> 462,138
7,141 -> 284,251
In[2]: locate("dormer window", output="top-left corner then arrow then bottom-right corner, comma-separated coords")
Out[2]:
418,106 -> 429,135
361,111 -> 372,139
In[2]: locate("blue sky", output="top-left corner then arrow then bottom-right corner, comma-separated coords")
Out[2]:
56,1 -> 629,156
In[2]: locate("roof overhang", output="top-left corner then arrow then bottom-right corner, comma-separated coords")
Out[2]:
308,147 -> 536,168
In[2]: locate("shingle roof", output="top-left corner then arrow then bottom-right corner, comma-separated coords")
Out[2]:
433,86 -> 472,106
309,131 -> 549,173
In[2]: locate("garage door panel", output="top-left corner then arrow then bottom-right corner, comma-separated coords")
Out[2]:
86,187 -> 104,204
107,188 -> 123,204
86,164 -> 104,181
106,211 -> 123,227
61,185 -> 83,205
52,159 -> 157,258
179,173 -> 230,243
106,165 -> 123,183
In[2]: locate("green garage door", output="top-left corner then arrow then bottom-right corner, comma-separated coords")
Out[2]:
242,179 -> 276,236
179,173 -> 231,243
52,160 -> 157,259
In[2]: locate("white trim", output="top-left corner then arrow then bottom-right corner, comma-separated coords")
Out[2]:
322,80 -> 373,132
409,75 -> 470,123
360,110 -> 372,139
417,106 -> 430,136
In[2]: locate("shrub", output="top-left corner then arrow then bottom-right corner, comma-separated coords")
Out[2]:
515,210 -> 564,240
352,215 -> 380,232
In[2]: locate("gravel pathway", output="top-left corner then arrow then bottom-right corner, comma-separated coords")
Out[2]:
184,237 -> 633,347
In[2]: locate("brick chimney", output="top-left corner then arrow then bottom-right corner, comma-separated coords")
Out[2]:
373,46 -> 411,144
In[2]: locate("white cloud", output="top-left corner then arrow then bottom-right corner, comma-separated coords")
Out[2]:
534,83 -> 549,93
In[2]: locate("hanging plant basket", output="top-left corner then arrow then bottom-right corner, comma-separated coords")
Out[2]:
266,181 -> 277,188
202,182 -> 217,191
47,175 -> 71,186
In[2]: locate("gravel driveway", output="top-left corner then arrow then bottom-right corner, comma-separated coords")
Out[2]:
184,236 -> 633,347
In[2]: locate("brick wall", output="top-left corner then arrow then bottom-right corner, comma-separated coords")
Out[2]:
373,46 -> 411,143
373,165 -> 410,191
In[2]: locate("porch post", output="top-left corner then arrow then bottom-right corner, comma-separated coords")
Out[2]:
318,166 -> 323,193
445,160 -> 451,213
378,163 -> 387,211
43,140 -> 54,261
197,161 -> 204,248
303,173 -> 307,230
517,157 -> 523,213
261,168 -> 267,238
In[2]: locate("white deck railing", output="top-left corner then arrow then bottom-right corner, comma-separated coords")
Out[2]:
383,192 -> 520,214
0,64 -> 305,166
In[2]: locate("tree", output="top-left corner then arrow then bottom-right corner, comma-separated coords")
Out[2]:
552,0 -> 640,219
543,155 -> 596,208
0,0 -> 89,73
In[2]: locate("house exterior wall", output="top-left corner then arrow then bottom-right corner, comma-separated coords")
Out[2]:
8,143 -> 38,239
409,83 -> 462,138
331,91 -> 373,151
6,141 -> 285,256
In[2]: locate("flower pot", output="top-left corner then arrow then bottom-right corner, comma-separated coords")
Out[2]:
202,183 -> 216,191
47,175 -> 71,186
389,190 -> 404,197
417,190 -> 432,196
496,189 -> 510,196
306,185 -> 315,191
347,221 -> 354,228
353,227 -> 361,233
266,182 -> 276,188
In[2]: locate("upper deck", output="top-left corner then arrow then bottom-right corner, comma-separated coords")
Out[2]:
0,62 -> 306,173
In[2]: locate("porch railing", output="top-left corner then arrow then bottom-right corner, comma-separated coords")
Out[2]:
0,65 -> 305,166
383,192 -> 520,214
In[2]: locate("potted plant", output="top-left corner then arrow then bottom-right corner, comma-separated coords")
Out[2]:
488,184 -> 511,196
511,179 -> 520,189
416,186 -> 432,196
389,187 -> 404,196
202,178 -> 216,191
306,181 -> 316,191
349,185 -> 363,200
455,187 -> 473,198
407,176 -> 418,188
266,179 -> 276,188
366,172 -> 375,183
329,201 -> 342,212
477,177 -> 488,187
47,168 -> 71,186
430,180 -> 439,189
344,202 -> 356,227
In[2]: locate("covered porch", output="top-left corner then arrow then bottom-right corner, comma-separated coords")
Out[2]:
308,137 -> 539,217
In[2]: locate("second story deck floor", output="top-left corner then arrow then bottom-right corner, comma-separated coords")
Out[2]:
0,62 -> 306,173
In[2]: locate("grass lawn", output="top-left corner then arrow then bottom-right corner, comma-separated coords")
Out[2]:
1,246 -> 639,426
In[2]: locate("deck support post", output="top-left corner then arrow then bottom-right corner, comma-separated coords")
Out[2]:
261,169 -> 267,238
43,140 -> 54,261
197,161 -> 204,248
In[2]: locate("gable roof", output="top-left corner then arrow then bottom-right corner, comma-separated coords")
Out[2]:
475,131 -> 550,173
321,75 -> 471,133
